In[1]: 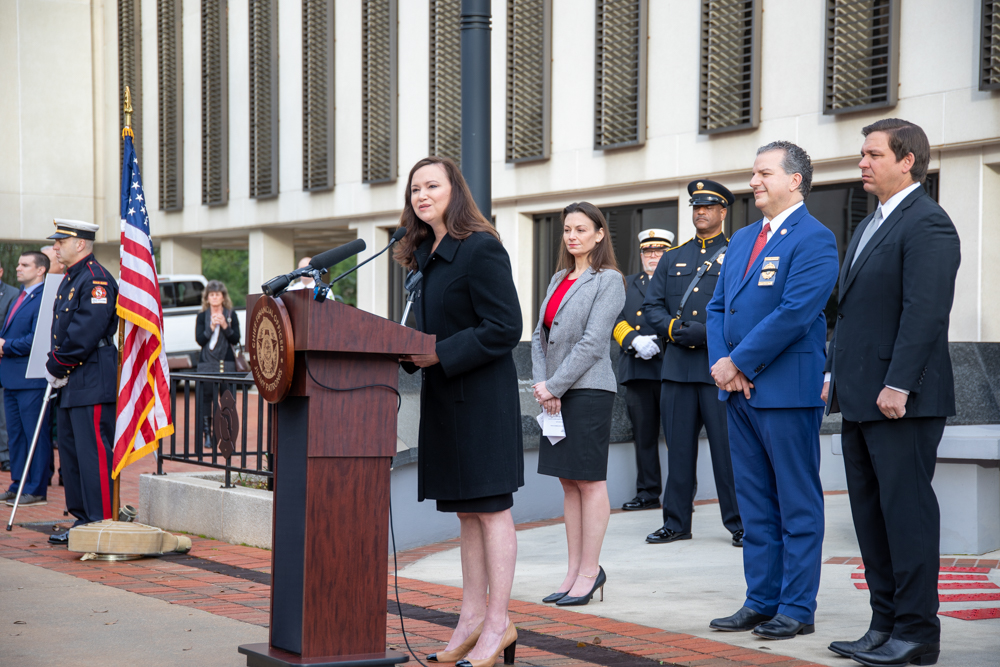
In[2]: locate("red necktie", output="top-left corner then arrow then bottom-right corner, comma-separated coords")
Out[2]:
3,290 -> 25,329
744,222 -> 772,277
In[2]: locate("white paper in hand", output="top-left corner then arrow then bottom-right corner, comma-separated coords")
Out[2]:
535,411 -> 565,445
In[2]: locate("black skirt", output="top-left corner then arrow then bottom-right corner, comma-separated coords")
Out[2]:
436,493 -> 514,513
537,389 -> 616,481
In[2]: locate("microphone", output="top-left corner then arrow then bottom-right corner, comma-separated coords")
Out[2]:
400,270 -> 422,325
328,227 -> 407,286
261,239 -> 367,297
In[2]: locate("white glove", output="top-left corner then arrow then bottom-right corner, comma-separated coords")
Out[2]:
44,368 -> 68,389
632,335 -> 661,360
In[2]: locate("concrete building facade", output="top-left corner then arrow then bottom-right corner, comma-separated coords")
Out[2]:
2,0 -> 999,344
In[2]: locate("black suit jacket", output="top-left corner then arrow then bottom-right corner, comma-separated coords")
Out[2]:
825,186 -> 961,422
613,272 -> 664,383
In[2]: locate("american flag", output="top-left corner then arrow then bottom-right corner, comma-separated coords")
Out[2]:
113,131 -> 174,478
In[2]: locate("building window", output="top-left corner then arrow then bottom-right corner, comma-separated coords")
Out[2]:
594,0 -> 647,150
506,0 -> 551,163
362,0 -> 398,184
981,0 -> 1000,91
429,0 -> 462,165
823,0 -> 899,115
249,0 -> 279,199
532,200 -> 676,328
158,0 -> 183,211
303,0 -> 335,192
202,0 -> 229,206
119,0 -> 142,166
699,0 -> 760,134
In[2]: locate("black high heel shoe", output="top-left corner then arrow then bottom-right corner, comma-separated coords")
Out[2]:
555,566 -> 606,606
542,590 -> 569,603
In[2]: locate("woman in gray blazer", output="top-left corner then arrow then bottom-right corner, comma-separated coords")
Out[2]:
531,202 -> 626,607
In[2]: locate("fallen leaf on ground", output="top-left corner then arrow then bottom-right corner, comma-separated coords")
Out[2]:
92,609 -> 108,613
13,621 -> 26,625
593,636 -> 601,644
577,642 -> 586,647
105,620 -> 118,625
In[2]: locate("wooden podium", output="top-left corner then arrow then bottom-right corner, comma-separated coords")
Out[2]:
240,290 -> 434,667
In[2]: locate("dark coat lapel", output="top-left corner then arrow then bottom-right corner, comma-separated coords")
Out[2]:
733,205 -> 805,299
633,273 -> 648,298
841,186 -> 925,300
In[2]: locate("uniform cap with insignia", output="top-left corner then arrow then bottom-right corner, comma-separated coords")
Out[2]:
688,179 -> 735,209
49,219 -> 99,241
638,228 -> 675,248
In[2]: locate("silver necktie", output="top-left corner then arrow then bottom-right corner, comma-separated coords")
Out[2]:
851,208 -> 883,268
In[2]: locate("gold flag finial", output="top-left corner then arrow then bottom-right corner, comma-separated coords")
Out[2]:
122,86 -> 134,139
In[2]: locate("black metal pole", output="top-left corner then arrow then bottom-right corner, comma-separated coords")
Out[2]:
460,0 -> 491,219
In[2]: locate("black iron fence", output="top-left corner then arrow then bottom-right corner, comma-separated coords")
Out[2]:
158,372 -> 274,489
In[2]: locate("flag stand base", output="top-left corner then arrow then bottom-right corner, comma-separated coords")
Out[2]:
81,552 -> 145,561
67,519 -> 192,556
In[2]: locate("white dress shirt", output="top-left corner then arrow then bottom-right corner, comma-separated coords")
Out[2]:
763,200 -> 804,241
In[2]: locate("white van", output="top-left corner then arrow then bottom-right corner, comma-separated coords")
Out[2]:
159,274 -> 246,367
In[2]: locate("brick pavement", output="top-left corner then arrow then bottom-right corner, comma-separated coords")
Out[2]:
2,452 -> 824,667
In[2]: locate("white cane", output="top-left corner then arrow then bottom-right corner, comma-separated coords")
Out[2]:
6,384 -> 54,531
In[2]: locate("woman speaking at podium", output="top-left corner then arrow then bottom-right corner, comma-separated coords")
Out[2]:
396,156 -> 523,667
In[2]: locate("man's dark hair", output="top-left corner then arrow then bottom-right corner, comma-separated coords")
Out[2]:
22,251 -> 50,272
757,140 -> 814,199
862,118 -> 930,184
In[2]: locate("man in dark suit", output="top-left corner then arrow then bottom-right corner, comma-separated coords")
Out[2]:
614,228 -> 674,511
642,180 -> 743,547
706,142 -> 839,640
824,119 -> 960,667
0,262 -> 17,473
0,252 -> 51,506
44,220 -> 120,545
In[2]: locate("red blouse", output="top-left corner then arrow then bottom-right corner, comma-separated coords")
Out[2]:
543,277 -> 576,329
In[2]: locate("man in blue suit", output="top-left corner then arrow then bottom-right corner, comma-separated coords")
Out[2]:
0,251 -> 52,507
706,141 -> 838,640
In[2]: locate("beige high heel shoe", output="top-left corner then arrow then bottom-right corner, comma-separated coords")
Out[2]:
454,621 -> 518,667
427,622 -> 483,663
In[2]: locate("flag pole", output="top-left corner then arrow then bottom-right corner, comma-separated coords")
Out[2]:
113,86 -> 134,522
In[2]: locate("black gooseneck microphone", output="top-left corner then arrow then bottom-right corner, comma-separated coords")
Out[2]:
328,227 -> 407,286
261,238 -> 368,298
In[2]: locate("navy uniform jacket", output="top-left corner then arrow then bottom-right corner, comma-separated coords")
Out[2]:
642,233 -> 728,385
613,273 -> 664,383
46,254 -> 119,408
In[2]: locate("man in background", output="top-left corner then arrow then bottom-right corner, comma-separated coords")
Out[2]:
614,228 -> 674,512
1,251 -> 51,506
824,119 -> 960,667
287,256 -> 334,299
0,261 -> 18,473
41,245 -> 67,275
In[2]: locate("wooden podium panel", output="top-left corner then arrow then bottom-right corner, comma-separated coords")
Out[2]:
241,292 -> 432,667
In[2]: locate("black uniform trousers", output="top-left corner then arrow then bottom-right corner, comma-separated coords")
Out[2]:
841,417 -> 944,644
57,402 -> 115,525
660,380 -> 742,534
624,380 -> 662,501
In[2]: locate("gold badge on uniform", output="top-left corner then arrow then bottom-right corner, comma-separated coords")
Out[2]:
758,257 -> 780,286
717,253 -> 725,265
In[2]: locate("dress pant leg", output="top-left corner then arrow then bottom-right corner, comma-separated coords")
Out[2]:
13,389 -> 51,497
660,381 -> 702,533
845,418 -> 943,644
67,404 -> 115,523
0,387 -> 9,464
625,380 -> 662,500
726,392 -> 782,617
5,390 -> 25,492
56,406 -> 86,523
698,383 -> 742,534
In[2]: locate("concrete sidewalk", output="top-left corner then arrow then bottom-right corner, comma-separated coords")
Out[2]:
400,493 -> 1000,667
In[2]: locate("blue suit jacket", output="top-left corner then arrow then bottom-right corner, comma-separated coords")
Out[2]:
0,287 -> 47,391
707,205 -> 838,408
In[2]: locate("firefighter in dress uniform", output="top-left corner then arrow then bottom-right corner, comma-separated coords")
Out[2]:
44,220 -> 120,545
614,229 -> 675,511
642,181 -> 744,547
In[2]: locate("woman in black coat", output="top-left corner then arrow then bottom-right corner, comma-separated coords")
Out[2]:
396,156 -> 523,667
195,280 -> 241,448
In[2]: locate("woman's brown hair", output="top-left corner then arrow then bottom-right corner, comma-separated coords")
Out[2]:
201,280 -> 234,311
556,202 -> 621,277
393,156 -> 500,271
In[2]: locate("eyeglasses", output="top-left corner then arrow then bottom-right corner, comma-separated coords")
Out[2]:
640,248 -> 666,257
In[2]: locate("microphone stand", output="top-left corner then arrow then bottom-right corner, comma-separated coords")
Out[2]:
329,238 -> 402,286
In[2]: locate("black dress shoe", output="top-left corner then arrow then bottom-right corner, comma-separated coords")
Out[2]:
622,497 -> 661,511
852,638 -> 940,667
0,461 -> 10,472
48,531 -> 69,545
828,629 -> 891,658
709,606 -> 773,632
646,527 -> 692,544
752,614 -> 814,640
542,591 -> 568,603
731,530 -> 744,547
